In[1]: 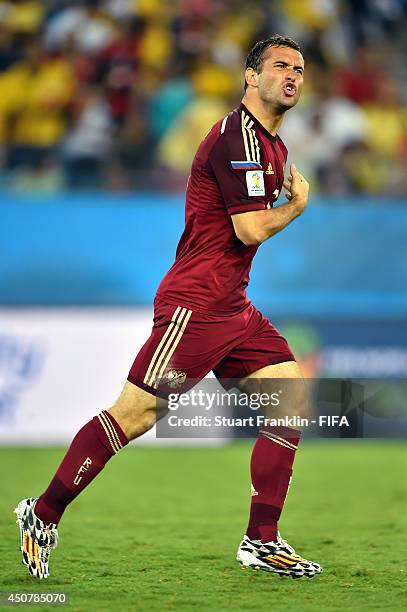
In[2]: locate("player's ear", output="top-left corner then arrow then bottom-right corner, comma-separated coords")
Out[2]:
245,67 -> 258,88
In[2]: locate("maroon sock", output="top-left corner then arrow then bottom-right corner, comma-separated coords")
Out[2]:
35,411 -> 128,525
246,426 -> 301,543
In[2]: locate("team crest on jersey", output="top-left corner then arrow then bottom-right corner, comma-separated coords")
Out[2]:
246,170 -> 265,196
166,369 -> 187,389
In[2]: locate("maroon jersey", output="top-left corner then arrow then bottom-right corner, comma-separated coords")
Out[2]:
156,103 -> 288,315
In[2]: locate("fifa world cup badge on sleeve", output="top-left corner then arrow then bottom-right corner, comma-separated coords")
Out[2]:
246,170 -> 265,196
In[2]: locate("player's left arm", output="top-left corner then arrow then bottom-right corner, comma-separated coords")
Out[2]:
231,163 -> 309,246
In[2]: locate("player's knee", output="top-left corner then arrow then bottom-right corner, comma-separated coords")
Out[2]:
108,381 -> 167,441
109,401 -> 164,441
240,373 -> 310,420
130,408 -> 161,439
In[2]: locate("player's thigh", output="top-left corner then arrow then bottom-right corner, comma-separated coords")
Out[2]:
239,361 -> 309,419
108,380 -> 168,440
242,360 -> 303,380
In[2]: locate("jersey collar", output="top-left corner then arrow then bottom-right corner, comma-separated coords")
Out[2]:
239,103 -> 277,142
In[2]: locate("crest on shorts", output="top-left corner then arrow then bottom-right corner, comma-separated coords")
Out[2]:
166,369 -> 187,389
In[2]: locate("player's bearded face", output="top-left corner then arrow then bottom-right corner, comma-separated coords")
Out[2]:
256,47 -> 304,110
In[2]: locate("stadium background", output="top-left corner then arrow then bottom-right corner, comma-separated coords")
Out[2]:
0,2 -> 406,609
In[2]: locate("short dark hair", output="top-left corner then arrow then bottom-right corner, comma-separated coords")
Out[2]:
244,35 -> 302,90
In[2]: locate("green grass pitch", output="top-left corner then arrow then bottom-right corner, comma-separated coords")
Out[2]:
1,441 -> 407,611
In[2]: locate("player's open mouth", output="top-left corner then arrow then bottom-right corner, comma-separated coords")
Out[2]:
282,83 -> 297,96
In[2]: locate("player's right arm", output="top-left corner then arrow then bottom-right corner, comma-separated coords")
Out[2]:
231,163 -> 309,246
208,124 -> 309,248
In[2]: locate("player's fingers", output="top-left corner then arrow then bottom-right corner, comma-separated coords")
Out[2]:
292,170 -> 307,184
285,191 -> 292,200
291,163 -> 307,182
283,180 -> 291,191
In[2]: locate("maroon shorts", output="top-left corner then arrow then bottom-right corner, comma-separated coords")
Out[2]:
128,299 -> 295,397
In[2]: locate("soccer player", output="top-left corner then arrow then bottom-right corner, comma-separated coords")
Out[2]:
15,34 -> 322,580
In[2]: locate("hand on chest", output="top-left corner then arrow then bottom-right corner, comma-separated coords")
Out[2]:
245,156 -> 285,206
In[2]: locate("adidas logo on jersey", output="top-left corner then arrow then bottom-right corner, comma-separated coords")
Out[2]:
265,163 -> 274,175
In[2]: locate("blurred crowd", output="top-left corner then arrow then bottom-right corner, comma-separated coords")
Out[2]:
0,0 -> 405,197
